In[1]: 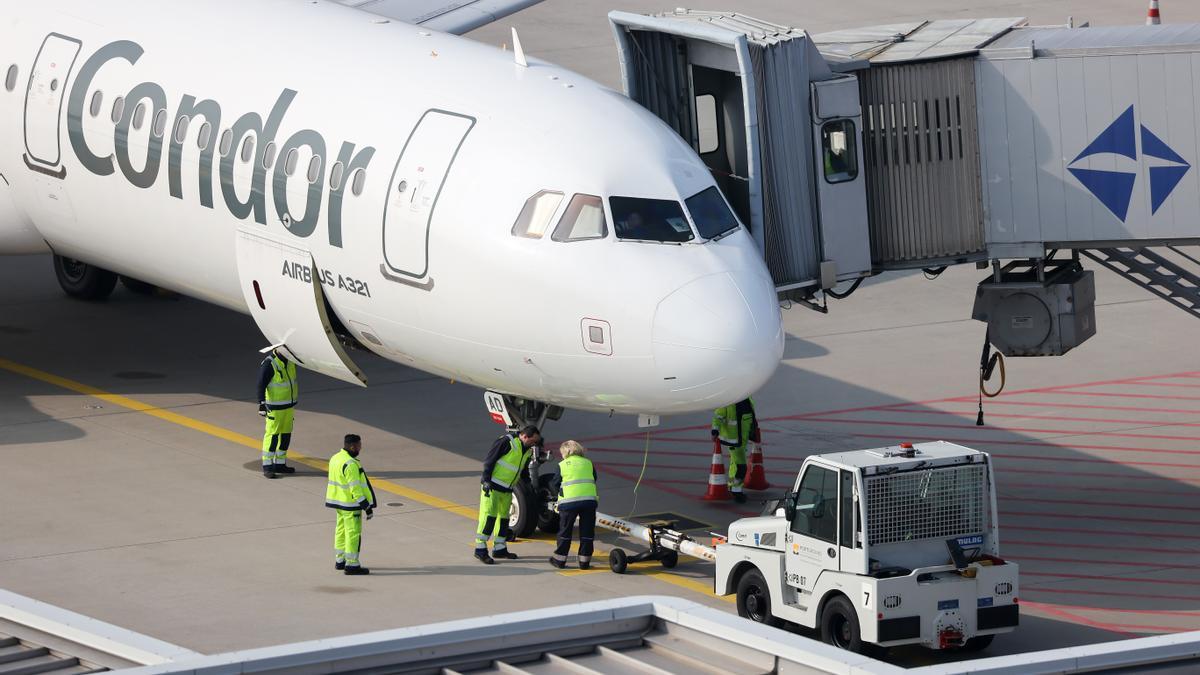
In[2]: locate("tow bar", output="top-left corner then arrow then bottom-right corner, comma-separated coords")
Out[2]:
595,512 -> 716,574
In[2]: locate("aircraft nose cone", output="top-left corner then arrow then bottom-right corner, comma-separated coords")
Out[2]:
652,272 -> 783,407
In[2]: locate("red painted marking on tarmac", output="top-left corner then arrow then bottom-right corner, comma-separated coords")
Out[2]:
1018,601 -> 1137,637
999,481 -> 1200,497
1022,571 -> 1200,588
874,408 -> 1200,429
1008,523 -> 1200,538
1017,555 -> 1200,571
997,467 -> 1200,482
1002,509 -> 1200,526
1031,603 -> 1200,617
1023,586 -> 1200,603
849,432 -> 1200,458
1006,524 -> 1200,541
796,416 -> 1200,443
1017,390 -> 1200,402
1005,539 -> 1199,555
1012,496 -> 1200,514
934,399 -> 1200,414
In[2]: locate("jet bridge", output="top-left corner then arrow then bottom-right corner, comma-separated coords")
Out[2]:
611,11 -> 1200,356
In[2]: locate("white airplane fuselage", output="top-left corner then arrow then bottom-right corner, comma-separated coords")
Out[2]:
0,0 -> 784,415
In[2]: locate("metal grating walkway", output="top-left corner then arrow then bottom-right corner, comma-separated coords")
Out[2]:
440,625 -> 767,674
0,633 -> 108,675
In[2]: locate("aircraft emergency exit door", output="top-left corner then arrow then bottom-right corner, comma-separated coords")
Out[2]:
382,110 -> 475,283
24,33 -> 82,178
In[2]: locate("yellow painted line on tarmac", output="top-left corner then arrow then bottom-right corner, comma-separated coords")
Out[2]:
0,357 -> 478,519
0,357 -> 728,601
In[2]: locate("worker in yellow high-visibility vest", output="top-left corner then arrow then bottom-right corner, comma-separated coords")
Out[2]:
256,347 -> 298,479
549,441 -> 598,570
712,398 -> 757,503
325,434 -> 376,575
475,425 -> 542,565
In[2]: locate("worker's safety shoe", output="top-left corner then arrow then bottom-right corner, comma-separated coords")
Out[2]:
344,566 -> 370,575
733,492 -> 747,504
492,549 -> 519,560
335,561 -> 346,571
548,557 -> 566,569
474,551 -> 495,565
273,465 -> 296,474
262,468 -> 278,479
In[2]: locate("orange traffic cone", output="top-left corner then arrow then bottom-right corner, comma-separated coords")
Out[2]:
702,438 -> 730,501
744,439 -> 770,490
1147,0 -> 1161,25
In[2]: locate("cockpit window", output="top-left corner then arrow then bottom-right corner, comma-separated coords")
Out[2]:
685,186 -> 739,239
610,197 -> 694,243
511,190 -> 564,239
552,194 -> 607,242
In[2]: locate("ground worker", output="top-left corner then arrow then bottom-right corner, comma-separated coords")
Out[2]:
712,398 -> 758,503
549,440 -> 598,570
325,434 -> 376,575
256,346 -> 298,479
475,425 -> 542,565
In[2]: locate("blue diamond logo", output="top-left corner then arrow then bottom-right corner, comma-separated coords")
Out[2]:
1069,106 -> 1190,221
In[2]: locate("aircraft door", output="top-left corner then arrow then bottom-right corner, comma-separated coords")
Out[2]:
234,228 -> 367,386
24,33 -> 82,178
382,110 -> 475,282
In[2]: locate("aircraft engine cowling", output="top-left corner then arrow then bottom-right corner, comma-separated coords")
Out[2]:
0,177 -> 46,254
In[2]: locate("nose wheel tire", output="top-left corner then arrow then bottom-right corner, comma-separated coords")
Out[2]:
53,255 -> 118,301
819,595 -> 864,653
735,569 -> 782,627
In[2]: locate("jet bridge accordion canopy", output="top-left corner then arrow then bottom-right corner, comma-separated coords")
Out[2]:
609,10 -> 844,290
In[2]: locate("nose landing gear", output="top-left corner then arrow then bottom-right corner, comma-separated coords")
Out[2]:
486,392 -> 566,538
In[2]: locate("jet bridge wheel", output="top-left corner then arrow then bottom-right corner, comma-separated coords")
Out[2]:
735,568 -> 782,628
53,255 -> 118,301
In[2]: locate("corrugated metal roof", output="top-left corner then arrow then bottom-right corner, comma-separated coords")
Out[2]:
985,23 -> 1200,53
646,9 -> 806,45
812,18 -> 1025,63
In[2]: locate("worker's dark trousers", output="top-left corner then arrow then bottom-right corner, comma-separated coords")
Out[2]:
553,503 -> 597,565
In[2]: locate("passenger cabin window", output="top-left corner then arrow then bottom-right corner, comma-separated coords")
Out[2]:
4,65 -> 16,92
284,149 -> 299,176
329,162 -> 345,191
110,97 -> 125,124
791,464 -> 838,544
240,136 -> 255,163
89,91 -> 103,118
696,94 -> 719,154
350,168 -> 367,196
132,103 -> 145,130
197,122 -> 212,150
552,194 -> 606,242
610,197 -> 693,243
262,142 -> 277,169
685,186 -> 739,239
511,190 -> 564,239
219,129 -> 233,157
152,109 -> 167,137
174,116 -> 189,144
307,156 -> 322,184
822,119 -> 858,184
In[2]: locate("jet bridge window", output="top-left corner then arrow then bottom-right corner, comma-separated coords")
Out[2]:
511,190 -> 564,239
792,464 -> 838,544
552,194 -> 606,242
821,119 -> 858,184
685,186 -> 739,239
610,197 -> 693,243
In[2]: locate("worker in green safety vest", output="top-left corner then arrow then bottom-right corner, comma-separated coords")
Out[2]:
550,440 -> 598,570
475,425 -> 542,565
325,434 -> 376,575
712,398 -> 758,503
256,346 -> 298,479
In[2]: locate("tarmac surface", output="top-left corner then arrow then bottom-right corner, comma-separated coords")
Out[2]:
4,0 -> 1200,670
